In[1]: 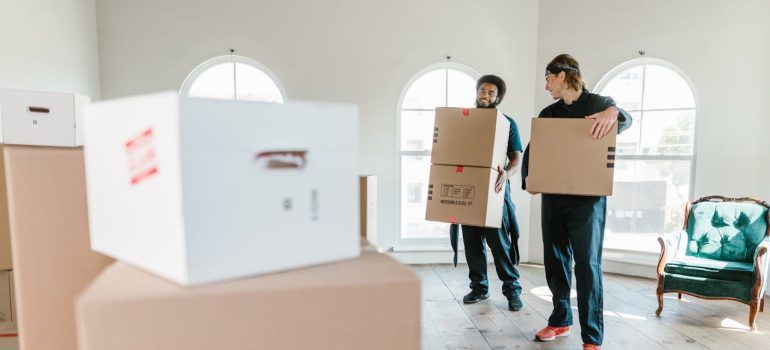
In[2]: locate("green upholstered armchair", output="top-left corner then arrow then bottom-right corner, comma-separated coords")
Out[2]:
656,196 -> 770,331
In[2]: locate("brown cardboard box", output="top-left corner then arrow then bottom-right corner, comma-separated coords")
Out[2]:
527,118 -> 617,196
76,251 -> 421,350
425,164 -> 503,228
359,175 -> 377,245
9,271 -> 14,323
0,271 -> 11,323
431,107 -> 510,168
4,146 -> 113,350
0,146 -> 13,271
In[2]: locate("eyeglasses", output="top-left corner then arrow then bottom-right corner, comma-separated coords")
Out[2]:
478,90 -> 497,97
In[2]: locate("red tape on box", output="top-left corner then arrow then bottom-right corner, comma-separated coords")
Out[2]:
125,127 -> 159,186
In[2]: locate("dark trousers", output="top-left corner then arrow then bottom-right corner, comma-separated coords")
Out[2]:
461,225 -> 522,297
541,194 -> 606,346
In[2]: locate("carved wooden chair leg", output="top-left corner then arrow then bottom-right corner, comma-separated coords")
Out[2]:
655,291 -> 664,316
749,301 -> 759,332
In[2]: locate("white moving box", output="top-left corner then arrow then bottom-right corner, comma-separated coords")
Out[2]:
0,89 -> 88,147
83,92 -> 360,285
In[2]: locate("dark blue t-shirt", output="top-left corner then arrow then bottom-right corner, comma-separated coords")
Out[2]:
505,114 -> 523,154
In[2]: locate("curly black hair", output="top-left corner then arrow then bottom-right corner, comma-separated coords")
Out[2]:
476,75 -> 506,104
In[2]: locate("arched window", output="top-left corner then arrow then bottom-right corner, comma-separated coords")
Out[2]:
595,58 -> 697,252
398,63 -> 479,240
181,55 -> 286,103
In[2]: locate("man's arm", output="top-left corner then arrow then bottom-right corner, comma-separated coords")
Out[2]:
586,106 -> 619,139
616,107 -> 633,133
495,151 -> 521,193
522,145 -> 539,195
586,95 -> 633,138
521,107 -> 551,195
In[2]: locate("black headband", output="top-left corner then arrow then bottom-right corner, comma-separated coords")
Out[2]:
545,63 -> 580,76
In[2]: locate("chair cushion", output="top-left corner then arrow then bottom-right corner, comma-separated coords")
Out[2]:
665,255 -> 755,284
686,201 -> 768,262
662,273 -> 753,302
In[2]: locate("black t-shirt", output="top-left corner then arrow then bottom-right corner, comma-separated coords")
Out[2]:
521,88 -> 633,190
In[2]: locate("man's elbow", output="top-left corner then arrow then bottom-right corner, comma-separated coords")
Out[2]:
508,152 -> 522,172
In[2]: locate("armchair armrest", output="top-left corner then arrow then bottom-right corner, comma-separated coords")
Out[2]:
752,237 -> 770,298
657,230 -> 687,277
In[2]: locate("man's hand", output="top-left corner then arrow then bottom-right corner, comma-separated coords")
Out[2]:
586,107 -> 618,139
524,177 -> 540,195
494,165 -> 509,193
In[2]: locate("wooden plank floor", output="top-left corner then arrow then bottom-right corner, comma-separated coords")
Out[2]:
414,263 -> 770,350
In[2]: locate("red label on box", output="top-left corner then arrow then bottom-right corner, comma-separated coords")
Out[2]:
125,128 -> 159,186
456,166 -> 464,173
462,109 -> 470,116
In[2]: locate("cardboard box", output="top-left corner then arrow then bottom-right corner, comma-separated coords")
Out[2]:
0,271 -> 10,323
0,89 -> 88,147
0,147 -> 12,270
359,175 -> 377,245
430,107 -> 510,168
76,251 -> 421,350
527,118 -> 617,196
8,271 -> 14,323
3,146 -> 113,350
83,92 -> 360,285
425,164 -> 504,228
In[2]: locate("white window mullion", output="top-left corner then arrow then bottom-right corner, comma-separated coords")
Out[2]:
231,56 -> 237,100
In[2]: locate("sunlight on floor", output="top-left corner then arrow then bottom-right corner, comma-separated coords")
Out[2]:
530,285 -> 576,301
719,317 -> 756,333
531,285 -> 649,321
605,310 -> 648,321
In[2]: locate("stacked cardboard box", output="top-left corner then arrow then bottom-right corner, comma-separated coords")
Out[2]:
75,92 -> 420,349
0,89 -> 114,350
76,251 -> 420,350
425,107 -> 511,228
0,271 -> 12,324
0,146 -> 14,334
4,148 -> 114,350
0,147 -> 12,272
526,118 -> 617,196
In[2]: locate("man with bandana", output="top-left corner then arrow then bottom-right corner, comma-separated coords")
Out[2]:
449,74 -> 524,312
522,54 -> 632,350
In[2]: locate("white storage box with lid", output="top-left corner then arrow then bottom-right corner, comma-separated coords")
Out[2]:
0,89 -> 88,146
83,92 -> 360,285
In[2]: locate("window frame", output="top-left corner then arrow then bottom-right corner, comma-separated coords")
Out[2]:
594,58 -> 699,253
180,54 -> 288,103
394,62 -> 480,249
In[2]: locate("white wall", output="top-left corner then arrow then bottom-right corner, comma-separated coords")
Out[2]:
0,0 -> 101,97
95,0 -> 540,258
527,0 -> 770,263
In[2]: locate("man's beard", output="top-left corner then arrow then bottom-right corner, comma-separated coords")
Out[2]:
476,100 -> 497,109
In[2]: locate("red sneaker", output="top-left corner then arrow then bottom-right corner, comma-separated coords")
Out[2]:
534,325 -> 571,341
